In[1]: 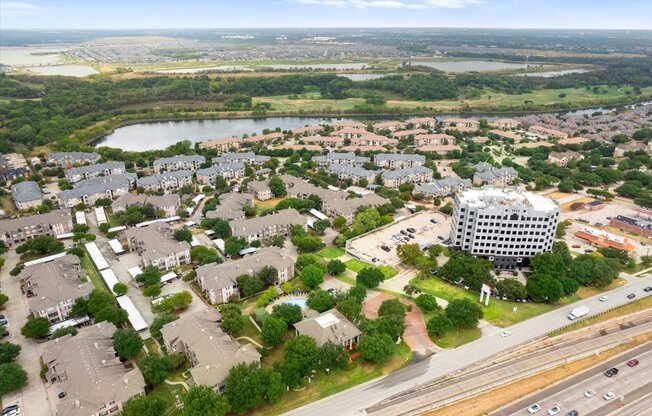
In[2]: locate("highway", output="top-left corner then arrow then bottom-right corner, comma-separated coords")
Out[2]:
495,344 -> 652,416
283,275 -> 652,416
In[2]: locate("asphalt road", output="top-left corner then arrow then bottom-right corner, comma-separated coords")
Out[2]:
495,343 -> 652,416
282,274 -> 652,416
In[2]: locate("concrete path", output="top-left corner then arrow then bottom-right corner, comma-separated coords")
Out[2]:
236,336 -> 264,349
164,379 -> 190,391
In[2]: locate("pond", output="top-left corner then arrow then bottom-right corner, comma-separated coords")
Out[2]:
409,60 -> 541,73
155,65 -> 254,74
337,73 -> 395,81
515,69 -> 592,78
24,65 -> 99,77
262,63 -> 369,70
0,46 -> 66,66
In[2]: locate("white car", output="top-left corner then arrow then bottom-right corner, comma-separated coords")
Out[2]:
501,330 -> 512,337
584,389 -> 597,398
527,404 -> 541,414
599,295 -> 608,302
547,406 -> 561,415
603,392 -> 615,401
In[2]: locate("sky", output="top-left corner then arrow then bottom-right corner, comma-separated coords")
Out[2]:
1,0 -> 651,30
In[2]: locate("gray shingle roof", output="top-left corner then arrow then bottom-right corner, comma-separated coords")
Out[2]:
153,155 -> 205,167
12,181 -> 43,203
65,161 -> 125,178
381,166 -> 433,179
59,173 -> 136,201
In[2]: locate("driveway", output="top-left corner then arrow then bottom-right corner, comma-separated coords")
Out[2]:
0,251 -> 55,416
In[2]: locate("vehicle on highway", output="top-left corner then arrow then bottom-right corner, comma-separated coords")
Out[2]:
572,244 -> 580,248
568,306 -> 589,320
566,411 -> 578,416
644,286 -> 652,292
604,367 -> 619,377
501,330 -> 511,337
584,249 -> 594,253
603,392 -> 615,401
627,293 -> 636,299
527,404 -> 541,414
547,406 -> 561,415
627,359 -> 639,367
584,389 -> 596,398
599,295 -> 608,302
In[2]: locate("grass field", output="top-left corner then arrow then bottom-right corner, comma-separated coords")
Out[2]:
255,197 -> 286,214
80,254 -> 110,294
432,327 -> 482,349
345,259 -> 398,279
316,247 -> 345,259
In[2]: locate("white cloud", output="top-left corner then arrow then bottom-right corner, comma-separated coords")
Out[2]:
294,0 -> 485,9
0,2 -> 44,16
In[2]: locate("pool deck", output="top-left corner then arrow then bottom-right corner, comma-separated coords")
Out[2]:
265,293 -> 309,313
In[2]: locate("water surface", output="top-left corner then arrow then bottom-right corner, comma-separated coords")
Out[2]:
25,65 -> 99,77
409,60 -> 540,73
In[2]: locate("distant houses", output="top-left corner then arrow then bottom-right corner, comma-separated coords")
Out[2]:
0,209 -> 73,248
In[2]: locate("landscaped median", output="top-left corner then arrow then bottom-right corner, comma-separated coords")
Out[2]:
345,258 -> 398,279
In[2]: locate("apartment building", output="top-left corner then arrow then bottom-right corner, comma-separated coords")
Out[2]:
205,192 -> 254,221
196,163 -> 245,185
230,208 -> 305,243
415,176 -> 472,198
472,162 -> 519,186
613,142 -> 652,158
373,121 -> 405,132
196,247 -> 294,304
313,152 -> 370,168
46,151 -> 100,167
374,153 -> 425,169
488,129 -> 523,143
20,255 -> 92,323
12,181 -> 43,210
65,161 -> 126,183
124,223 -> 191,270
0,153 -> 30,181
112,194 -> 180,218
547,150 -> 584,167
442,118 -> 480,132
391,129 -> 427,139
414,133 -> 456,147
58,173 -> 137,207
350,133 -> 398,147
153,155 -> 205,173
301,135 -> 344,149
528,125 -> 569,139
450,187 -> 560,268
407,117 -> 437,129
212,152 -> 270,166
41,322 -> 146,416
198,137 -> 241,153
243,132 -> 284,144
333,127 -> 366,140
327,164 -> 375,185
161,308 -> 261,391
291,125 -> 324,136
381,166 -> 433,188
136,170 -> 193,192
0,209 -> 73,248
332,121 -> 367,130
321,192 -> 388,224
490,118 -> 520,129
246,174 -> 302,201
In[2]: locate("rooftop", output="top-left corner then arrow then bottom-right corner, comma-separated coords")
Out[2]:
458,187 -> 558,212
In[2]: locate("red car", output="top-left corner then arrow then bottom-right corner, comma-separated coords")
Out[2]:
628,359 -> 639,367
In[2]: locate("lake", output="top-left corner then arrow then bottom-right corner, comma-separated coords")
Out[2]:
0,46 -> 66,66
409,60 -> 539,73
96,117 -> 356,151
155,65 -> 254,74
337,73 -> 395,81
25,65 -> 99,77
263,63 -> 369,70
514,69 -> 592,78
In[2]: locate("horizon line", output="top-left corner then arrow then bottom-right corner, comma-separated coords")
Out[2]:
2,26 -> 652,31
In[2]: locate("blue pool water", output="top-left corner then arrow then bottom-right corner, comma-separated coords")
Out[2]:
283,299 -> 308,308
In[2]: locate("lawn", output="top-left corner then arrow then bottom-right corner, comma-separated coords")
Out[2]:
255,197 -> 286,214
432,327 -> 482,349
251,343 -> 413,416
345,259 -> 398,279
80,254 -> 110,294
316,246 -> 345,259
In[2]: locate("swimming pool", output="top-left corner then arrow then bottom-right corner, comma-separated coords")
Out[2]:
282,299 -> 308,308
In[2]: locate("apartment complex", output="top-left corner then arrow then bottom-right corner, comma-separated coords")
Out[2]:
212,152 -> 270,166
0,209 -> 73,248
198,137 -> 241,153
247,175 -> 302,201
12,181 -> 43,210
0,153 -> 30,181
547,150 -> 584,167
205,192 -> 254,221
41,322 -> 146,416
153,155 -> 205,173
472,162 -> 518,186
414,133 -> 455,147
196,163 -> 245,185
58,173 -> 137,207
230,208 -> 305,243
313,152 -> 370,168
415,176 -> 472,198
407,117 -> 437,129
65,161 -> 126,183
374,153 -> 425,169
136,170 -> 193,192
112,194 -> 180,218
295,309 -> 362,349
450,187 -> 560,268
161,308 -> 261,391
442,118 -> 480,132
46,151 -> 100,167
381,166 -> 433,188
20,255 -> 93,323
196,247 -> 294,304
327,164 -> 375,185
124,223 -> 191,270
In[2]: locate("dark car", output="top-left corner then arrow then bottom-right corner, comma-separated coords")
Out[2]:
437,235 -> 445,240
0,314 -> 4,320
644,286 -> 652,292
407,227 -> 417,233
381,245 -> 391,252
430,268 -> 439,276
604,367 -> 619,377
627,293 -> 636,299
400,230 -> 409,236
0,319 -> 7,326
566,411 -> 578,416
58,392 -> 67,399
430,219 -> 438,224
627,359 -> 639,367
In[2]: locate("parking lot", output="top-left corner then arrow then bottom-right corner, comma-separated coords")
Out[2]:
347,210 -> 452,266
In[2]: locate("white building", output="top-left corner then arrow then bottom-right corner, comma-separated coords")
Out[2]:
450,187 -> 560,269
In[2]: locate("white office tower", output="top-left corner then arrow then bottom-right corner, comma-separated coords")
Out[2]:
450,187 -> 560,269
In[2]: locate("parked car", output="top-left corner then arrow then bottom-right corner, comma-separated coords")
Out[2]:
547,406 -> 561,416
527,404 -> 541,414
604,367 -> 619,377
627,359 -> 639,367
381,245 -> 391,252
0,319 -> 8,326
603,392 -> 615,401
437,235 -> 445,240
58,392 -> 66,399
407,227 -> 416,233
2,405 -> 20,416
407,234 -> 415,239
400,230 -> 409,236
584,389 -> 596,398
0,314 -> 4,320
584,249 -> 594,253
572,244 -> 581,248
627,293 -> 636,299
566,411 -> 578,416
430,218 -> 438,224
641,241 -> 647,246
644,286 -> 652,292
453,278 -> 464,285
372,257 -> 379,263
501,330 -> 512,337
599,296 -> 608,302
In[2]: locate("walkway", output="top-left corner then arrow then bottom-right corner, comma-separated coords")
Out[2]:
235,336 -> 264,349
164,379 -> 190,391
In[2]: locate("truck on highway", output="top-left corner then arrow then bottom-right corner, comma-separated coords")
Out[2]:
568,306 -> 590,320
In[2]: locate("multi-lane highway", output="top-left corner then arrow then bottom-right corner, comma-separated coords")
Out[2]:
283,275 -> 652,416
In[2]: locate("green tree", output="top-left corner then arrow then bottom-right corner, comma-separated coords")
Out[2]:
140,352 -> 170,387
396,243 -> 423,266
257,266 -> 279,286
237,274 -> 265,297
415,294 -> 439,313
319,342 -> 349,370
278,335 -> 319,387
20,317 -> 50,339
494,279 -> 527,300
333,216 -> 347,229
439,252 -> 494,292
122,392 -> 169,416
0,362 -> 28,395
49,326 -> 77,339
225,362 -> 283,413
0,342 -> 21,364
292,236 -> 325,253
526,274 -> 564,303
358,333 -> 395,363
300,264 -> 326,288
356,267 -> 385,288
445,299 -> 484,329
337,297 -> 362,321
136,266 -> 161,287
15,236 -> 64,255
262,316 -> 287,346
307,289 -> 335,312
113,283 -> 128,296
327,259 -> 346,275
220,304 -> 244,335
0,293 -> 9,309
143,285 -> 161,298
269,175 -> 286,197
113,329 -> 143,360
427,312 -> 454,337
149,315 -> 179,340
173,228 -> 193,243
183,385 -> 230,416
271,303 -> 303,326
225,237 -> 247,257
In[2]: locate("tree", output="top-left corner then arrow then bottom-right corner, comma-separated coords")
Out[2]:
220,304 -> 244,335
15,236 -> 64,255
50,326 -> 77,339
150,315 -> 179,340
494,279 -> 527,300
0,363 -> 28,395
319,342 -> 349,370
140,352 -> 170,387
396,244 -> 423,266
262,317 -> 287,346
237,274 -> 265,297
439,252 -> 494,292
333,216 -> 347,229
0,342 -> 21,364
113,329 -> 143,360
113,283 -> 128,296
136,266 -> 161,287
143,285 -> 161,298
307,289 -> 335,312
225,237 -> 247,257
225,362 -> 283,413
295,254 -> 320,270
122,392 -> 169,416
445,299 -> 484,329
272,303 -> 303,326
269,175 -> 286,197
300,264 -> 326,288
257,266 -> 279,286
347,284 -> 368,303
279,335 -> 319,387
173,228 -> 193,242
358,333 -> 395,363
292,236 -> 325,253
0,293 -> 9,309
427,313 -> 454,337
337,297 -> 362,321
20,317 -> 50,339
327,259 -> 346,275
378,298 -> 407,318
526,274 -> 564,303
415,294 -> 439,313
183,385 -> 230,416
356,267 -> 385,288
256,286 -> 280,308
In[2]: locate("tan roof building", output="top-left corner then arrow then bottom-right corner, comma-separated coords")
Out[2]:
391,129 -> 427,139
230,208 -> 305,243
528,125 -> 569,139
407,117 -> 437,129
442,118 -> 480,132
417,144 -> 462,154
547,150 -> 584,167
124,223 -> 191,270
243,132 -> 284,143
291,125 -> 324,136
161,308 -> 261,391
294,308 -> 361,348
206,192 -> 254,221
276,144 -> 323,152
414,133 -> 456,147
301,135 -> 344,148
0,209 -> 73,248
199,137 -> 241,153
42,322 -> 146,416
332,121 -> 367,130
490,118 -> 520,129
